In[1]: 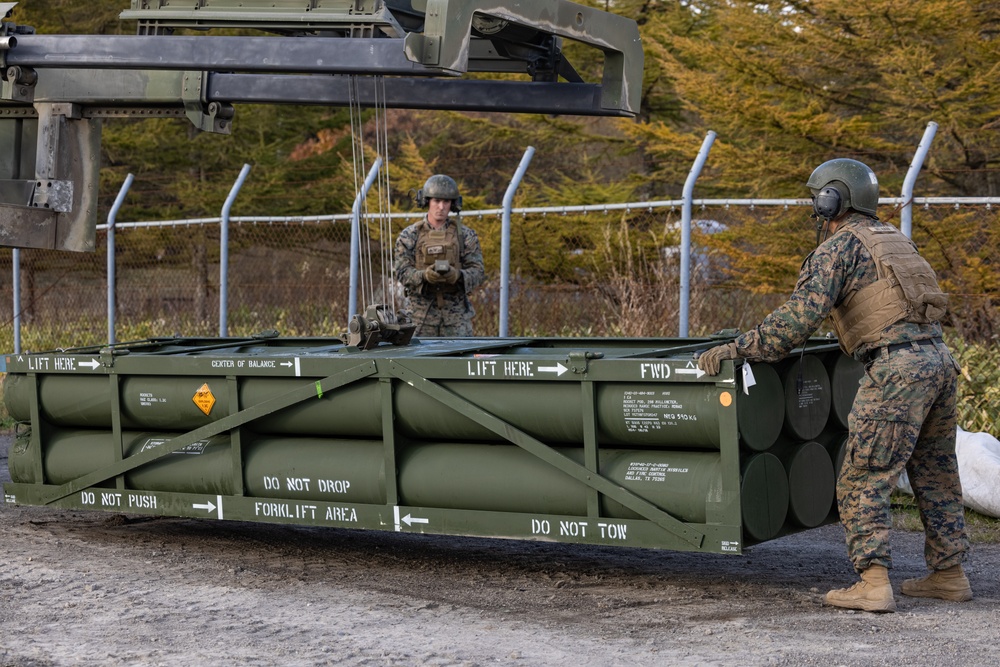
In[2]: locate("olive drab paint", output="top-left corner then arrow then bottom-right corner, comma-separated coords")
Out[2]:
3,337 -> 859,554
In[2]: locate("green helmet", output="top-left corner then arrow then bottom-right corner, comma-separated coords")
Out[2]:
806,158 -> 879,219
419,174 -> 462,212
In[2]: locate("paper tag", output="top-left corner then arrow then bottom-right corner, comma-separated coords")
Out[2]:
742,363 -> 757,395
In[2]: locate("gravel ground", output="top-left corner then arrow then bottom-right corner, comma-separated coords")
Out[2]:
1,433 -> 998,667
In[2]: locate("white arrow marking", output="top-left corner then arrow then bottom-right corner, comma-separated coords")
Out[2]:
280,361 -> 293,367
79,359 -> 100,370
402,514 -> 429,526
675,367 -> 706,378
537,363 -> 568,376
193,501 -> 217,513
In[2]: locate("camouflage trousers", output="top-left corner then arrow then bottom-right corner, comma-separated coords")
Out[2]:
838,341 -> 969,573
409,293 -> 475,337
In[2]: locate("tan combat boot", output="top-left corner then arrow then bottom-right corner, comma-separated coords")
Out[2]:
825,565 -> 897,613
901,564 -> 973,602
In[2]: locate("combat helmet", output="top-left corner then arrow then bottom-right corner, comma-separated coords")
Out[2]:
418,174 -> 462,212
806,158 -> 879,219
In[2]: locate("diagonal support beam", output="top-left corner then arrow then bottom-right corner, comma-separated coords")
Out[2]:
388,359 -> 705,548
40,361 -> 378,505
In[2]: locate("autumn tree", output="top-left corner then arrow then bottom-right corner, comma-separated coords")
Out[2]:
633,0 -> 1000,197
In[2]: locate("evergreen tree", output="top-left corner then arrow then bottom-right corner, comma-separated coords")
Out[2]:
633,0 -> 1000,197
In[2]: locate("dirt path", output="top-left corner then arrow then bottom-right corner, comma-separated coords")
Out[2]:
2,434 -> 998,667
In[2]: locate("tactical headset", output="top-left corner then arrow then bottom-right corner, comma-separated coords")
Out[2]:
416,189 -> 463,213
416,175 -> 463,213
810,181 -> 852,244
811,182 -> 850,221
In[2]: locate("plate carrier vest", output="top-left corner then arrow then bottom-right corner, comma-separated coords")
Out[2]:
414,219 -> 463,296
831,222 -> 948,355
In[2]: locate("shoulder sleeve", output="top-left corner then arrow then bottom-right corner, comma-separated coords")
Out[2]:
394,223 -> 424,289
458,225 -> 486,292
735,234 -> 853,361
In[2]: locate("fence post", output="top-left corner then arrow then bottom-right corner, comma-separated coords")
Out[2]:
680,131 -> 717,337
12,248 -> 20,354
349,156 -> 384,319
106,173 -> 134,345
220,164 -> 252,337
500,146 -> 535,337
900,121 -> 938,239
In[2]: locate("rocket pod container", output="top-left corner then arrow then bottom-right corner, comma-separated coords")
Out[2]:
2,336 -> 854,554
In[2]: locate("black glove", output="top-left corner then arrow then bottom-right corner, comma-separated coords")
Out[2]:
697,342 -> 739,376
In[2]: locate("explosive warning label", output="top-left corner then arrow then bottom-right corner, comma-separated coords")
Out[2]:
192,383 -> 216,415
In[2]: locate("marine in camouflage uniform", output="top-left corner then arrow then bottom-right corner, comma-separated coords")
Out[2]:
698,158 -> 970,613
394,175 -> 485,337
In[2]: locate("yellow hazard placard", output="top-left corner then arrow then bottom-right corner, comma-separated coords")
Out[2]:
192,382 -> 216,416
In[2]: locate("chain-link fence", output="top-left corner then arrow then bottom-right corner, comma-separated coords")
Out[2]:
1,201 -> 997,353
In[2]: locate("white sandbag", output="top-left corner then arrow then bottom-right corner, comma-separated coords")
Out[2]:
896,426 -> 1000,519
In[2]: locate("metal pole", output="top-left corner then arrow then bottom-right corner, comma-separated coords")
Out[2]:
12,248 -> 21,354
900,121 -> 938,238
500,146 -> 535,337
220,163 -> 252,337
349,156 -> 383,319
680,131 -> 717,337
106,173 -> 134,345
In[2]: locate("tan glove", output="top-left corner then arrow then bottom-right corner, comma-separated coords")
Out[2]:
424,265 -> 448,284
697,342 -> 739,376
424,264 -> 459,285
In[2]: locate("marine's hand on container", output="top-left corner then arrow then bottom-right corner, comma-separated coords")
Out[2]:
442,265 -> 459,284
696,342 -> 739,376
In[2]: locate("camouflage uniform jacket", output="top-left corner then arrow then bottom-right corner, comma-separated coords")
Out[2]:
394,216 -> 486,334
733,213 -> 942,362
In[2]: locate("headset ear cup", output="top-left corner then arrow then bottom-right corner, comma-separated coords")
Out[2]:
454,196 -> 463,213
416,188 -> 426,208
813,186 -> 842,220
